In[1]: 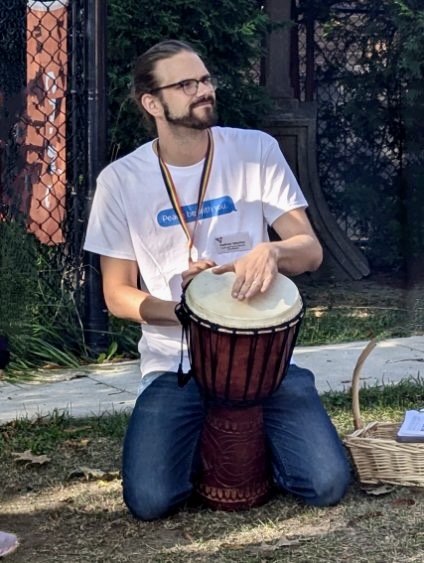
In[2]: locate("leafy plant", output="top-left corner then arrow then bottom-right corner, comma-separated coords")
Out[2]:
0,222 -> 39,336
0,222 -> 88,373
306,0 -> 424,274
387,0 -> 424,282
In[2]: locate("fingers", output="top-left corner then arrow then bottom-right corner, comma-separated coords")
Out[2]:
181,259 -> 217,289
227,243 -> 279,300
213,267 -> 275,300
188,244 -> 278,300
231,273 -> 275,300
212,263 -> 235,275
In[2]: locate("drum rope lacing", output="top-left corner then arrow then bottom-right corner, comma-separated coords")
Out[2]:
174,300 -> 194,387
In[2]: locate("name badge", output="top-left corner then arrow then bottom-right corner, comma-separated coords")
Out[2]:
214,232 -> 252,254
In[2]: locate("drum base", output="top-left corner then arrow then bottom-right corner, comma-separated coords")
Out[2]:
196,404 -> 273,511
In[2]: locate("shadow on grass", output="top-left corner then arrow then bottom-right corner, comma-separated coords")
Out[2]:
1,484 -> 424,563
1,381 -> 424,561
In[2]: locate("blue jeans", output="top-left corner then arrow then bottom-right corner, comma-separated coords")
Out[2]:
122,365 -> 351,521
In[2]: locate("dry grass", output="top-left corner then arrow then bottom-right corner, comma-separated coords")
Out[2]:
1,406 -> 424,563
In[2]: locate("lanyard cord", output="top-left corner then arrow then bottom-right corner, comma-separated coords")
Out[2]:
156,129 -> 214,262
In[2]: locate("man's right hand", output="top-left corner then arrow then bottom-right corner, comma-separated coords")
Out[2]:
181,258 -> 216,289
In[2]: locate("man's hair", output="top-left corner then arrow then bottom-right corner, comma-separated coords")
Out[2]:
132,39 -> 200,133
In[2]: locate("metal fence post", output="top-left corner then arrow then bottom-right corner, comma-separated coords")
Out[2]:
84,0 -> 109,355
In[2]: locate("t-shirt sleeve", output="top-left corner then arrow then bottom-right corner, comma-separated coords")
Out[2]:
261,136 -> 308,226
83,169 -> 136,260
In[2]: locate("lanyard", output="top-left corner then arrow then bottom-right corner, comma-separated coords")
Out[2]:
157,129 -> 214,262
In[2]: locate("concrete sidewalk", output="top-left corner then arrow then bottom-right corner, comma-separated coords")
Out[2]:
0,336 -> 423,424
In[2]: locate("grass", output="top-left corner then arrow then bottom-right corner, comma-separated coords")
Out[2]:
298,305 -> 408,345
1,380 -> 424,562
296,274 -> 416,345
0,222 -> 139,376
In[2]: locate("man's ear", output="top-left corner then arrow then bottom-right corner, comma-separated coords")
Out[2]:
141,93 -> 162,118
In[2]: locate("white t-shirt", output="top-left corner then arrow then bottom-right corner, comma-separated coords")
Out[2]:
84,127 -> 307,389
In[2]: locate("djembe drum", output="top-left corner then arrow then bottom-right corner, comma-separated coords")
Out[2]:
176,269 -> 304,510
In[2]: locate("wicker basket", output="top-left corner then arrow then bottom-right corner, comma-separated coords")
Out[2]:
343,340 -> 424,487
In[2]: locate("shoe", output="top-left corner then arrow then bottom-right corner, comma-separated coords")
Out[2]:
0,531 -> 19,557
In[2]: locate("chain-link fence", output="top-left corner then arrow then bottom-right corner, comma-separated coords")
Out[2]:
0,0 -> 102,368
294,1 -> 406,272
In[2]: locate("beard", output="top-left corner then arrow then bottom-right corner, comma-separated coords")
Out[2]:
161,96 -> 218,130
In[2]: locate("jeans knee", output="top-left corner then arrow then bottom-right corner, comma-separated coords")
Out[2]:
305,463 -> 351,507
123,483 -> 179,521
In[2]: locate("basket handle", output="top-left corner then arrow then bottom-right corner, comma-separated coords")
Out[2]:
351,339 -> 378,430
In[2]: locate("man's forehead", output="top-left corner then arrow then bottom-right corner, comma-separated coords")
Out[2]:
154,51 -> 209,83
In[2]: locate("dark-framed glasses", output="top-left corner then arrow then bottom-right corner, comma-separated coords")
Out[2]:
150,75 -> 218,96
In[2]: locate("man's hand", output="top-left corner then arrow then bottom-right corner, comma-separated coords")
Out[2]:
213,243 -> 278,300
212,208 -> 323,301
181,259 -> 217,289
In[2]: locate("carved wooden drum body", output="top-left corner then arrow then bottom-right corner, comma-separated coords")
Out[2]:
179,269 -> 304,510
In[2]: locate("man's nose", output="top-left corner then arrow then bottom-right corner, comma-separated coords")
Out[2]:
197,80 -> 214,96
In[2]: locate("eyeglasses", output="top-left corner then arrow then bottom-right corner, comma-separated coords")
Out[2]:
150,75 -> 218,96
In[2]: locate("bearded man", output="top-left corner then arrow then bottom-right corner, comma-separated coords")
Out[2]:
84,39 -> 350,521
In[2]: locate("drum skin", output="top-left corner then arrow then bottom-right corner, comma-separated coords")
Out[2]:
178,270 -> 304,510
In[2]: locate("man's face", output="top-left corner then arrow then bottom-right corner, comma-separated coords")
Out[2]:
153,51 -> 218,130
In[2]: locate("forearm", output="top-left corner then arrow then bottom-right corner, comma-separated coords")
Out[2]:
268,234 -> 323,276
104,284 -> 179,326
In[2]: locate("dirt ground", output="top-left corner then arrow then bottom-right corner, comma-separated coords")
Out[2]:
1,425 -> 424,563
2,477 -> 424,562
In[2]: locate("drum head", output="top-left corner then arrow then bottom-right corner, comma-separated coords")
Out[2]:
184,269 -> 303,329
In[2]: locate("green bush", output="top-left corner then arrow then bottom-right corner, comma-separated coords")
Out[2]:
304,0 -> 424,274
0,222 -> 39,335
0,222 -> 84,372
388,0 -> 424,282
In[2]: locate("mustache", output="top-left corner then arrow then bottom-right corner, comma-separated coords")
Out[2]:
190,96 -> 215,109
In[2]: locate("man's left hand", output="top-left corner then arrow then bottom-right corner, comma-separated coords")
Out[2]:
181,258 -> 217,289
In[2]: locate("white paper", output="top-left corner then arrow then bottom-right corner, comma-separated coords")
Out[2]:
396,410 -> 424,441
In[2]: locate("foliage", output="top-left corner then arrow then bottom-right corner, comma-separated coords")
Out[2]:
304,0 -> 424,274
0,221 -> 39,336
0,222 -> 85,372
0,220 -> 137,373
107,0 -> 274,157
387,0 -> 424,281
